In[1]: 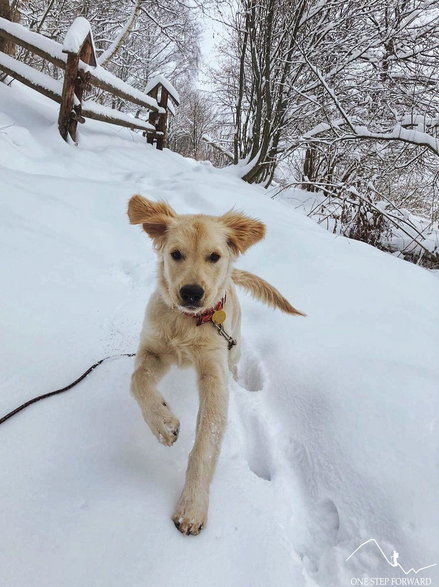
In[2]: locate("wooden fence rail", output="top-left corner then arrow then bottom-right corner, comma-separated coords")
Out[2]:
0,16 -> 179,148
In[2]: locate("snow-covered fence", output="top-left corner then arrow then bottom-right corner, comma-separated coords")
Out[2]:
0,16 -> 179,148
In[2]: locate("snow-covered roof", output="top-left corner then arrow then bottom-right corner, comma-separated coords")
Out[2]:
63,17 -> 92,54
144,74 -> 180,106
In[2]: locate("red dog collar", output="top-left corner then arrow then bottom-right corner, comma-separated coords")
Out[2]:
184,294 -> 237,349
184,295 -> 227,326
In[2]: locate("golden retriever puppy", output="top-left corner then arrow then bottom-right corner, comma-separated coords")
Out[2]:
127,195 -> 303,535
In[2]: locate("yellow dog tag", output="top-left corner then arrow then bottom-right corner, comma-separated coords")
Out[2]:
212,309 -> 226,325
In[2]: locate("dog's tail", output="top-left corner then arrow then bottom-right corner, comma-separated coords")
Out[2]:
231,269 -> 306,316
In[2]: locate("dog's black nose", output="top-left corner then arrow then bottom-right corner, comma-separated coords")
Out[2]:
180,284 -> 204,305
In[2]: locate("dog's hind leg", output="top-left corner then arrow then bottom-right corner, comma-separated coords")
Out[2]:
131,344 -> 180,447
172,350 -> 229,535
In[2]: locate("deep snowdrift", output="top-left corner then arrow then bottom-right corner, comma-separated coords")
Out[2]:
0,82 -> 438,587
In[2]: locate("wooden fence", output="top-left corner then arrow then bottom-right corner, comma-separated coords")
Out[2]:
0,16 -> 179,148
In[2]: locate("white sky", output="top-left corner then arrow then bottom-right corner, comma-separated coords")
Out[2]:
197,11 -> 225,91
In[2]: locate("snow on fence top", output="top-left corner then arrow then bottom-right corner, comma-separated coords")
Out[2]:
91,66 -> 165,114
63,17 -> 92,54
0,52 -> 62,101
0,17 -> 65,67
82,100 -> 156,133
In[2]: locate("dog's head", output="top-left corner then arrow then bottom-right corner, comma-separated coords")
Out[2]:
128,195 -> 265,313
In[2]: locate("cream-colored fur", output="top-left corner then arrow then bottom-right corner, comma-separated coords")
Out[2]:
128,195 -> 303,535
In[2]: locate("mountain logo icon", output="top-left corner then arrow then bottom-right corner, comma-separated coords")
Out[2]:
345,539 -> 437,575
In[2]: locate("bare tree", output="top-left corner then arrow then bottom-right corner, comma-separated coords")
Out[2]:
205,0 -> 439,265
169,86 -> 228,164
210,0 -> 439,179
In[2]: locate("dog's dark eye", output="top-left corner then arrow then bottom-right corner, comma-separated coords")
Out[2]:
209,253 -> 221,263
171,250 -> 182,260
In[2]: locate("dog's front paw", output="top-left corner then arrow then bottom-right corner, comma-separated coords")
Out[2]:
142,401 -> 180,446
172,492 -> 208,535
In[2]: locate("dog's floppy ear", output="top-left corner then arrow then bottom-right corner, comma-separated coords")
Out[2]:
128,195 -> 176,241
221,210 -> 266,254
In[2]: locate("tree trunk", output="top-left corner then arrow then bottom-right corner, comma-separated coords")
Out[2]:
98,0 -> 142,67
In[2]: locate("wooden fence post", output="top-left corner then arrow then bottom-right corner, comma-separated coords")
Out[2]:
156,86 -> 169,151
147,84 -> 159,146
71,36 -> 93,136
58,27 -> 96,143
58,52 -> 80,141
146,83 -> 170,150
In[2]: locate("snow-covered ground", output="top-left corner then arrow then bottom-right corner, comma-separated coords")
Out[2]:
0,82 -> 438,587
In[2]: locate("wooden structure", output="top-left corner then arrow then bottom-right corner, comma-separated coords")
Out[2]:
0,17 -> 179,148
145,78 -> 179,150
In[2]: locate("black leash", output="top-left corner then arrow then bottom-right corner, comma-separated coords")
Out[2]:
0,353 -> 135,426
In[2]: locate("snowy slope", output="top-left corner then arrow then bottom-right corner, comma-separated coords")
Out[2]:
0,82 -> 438,587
